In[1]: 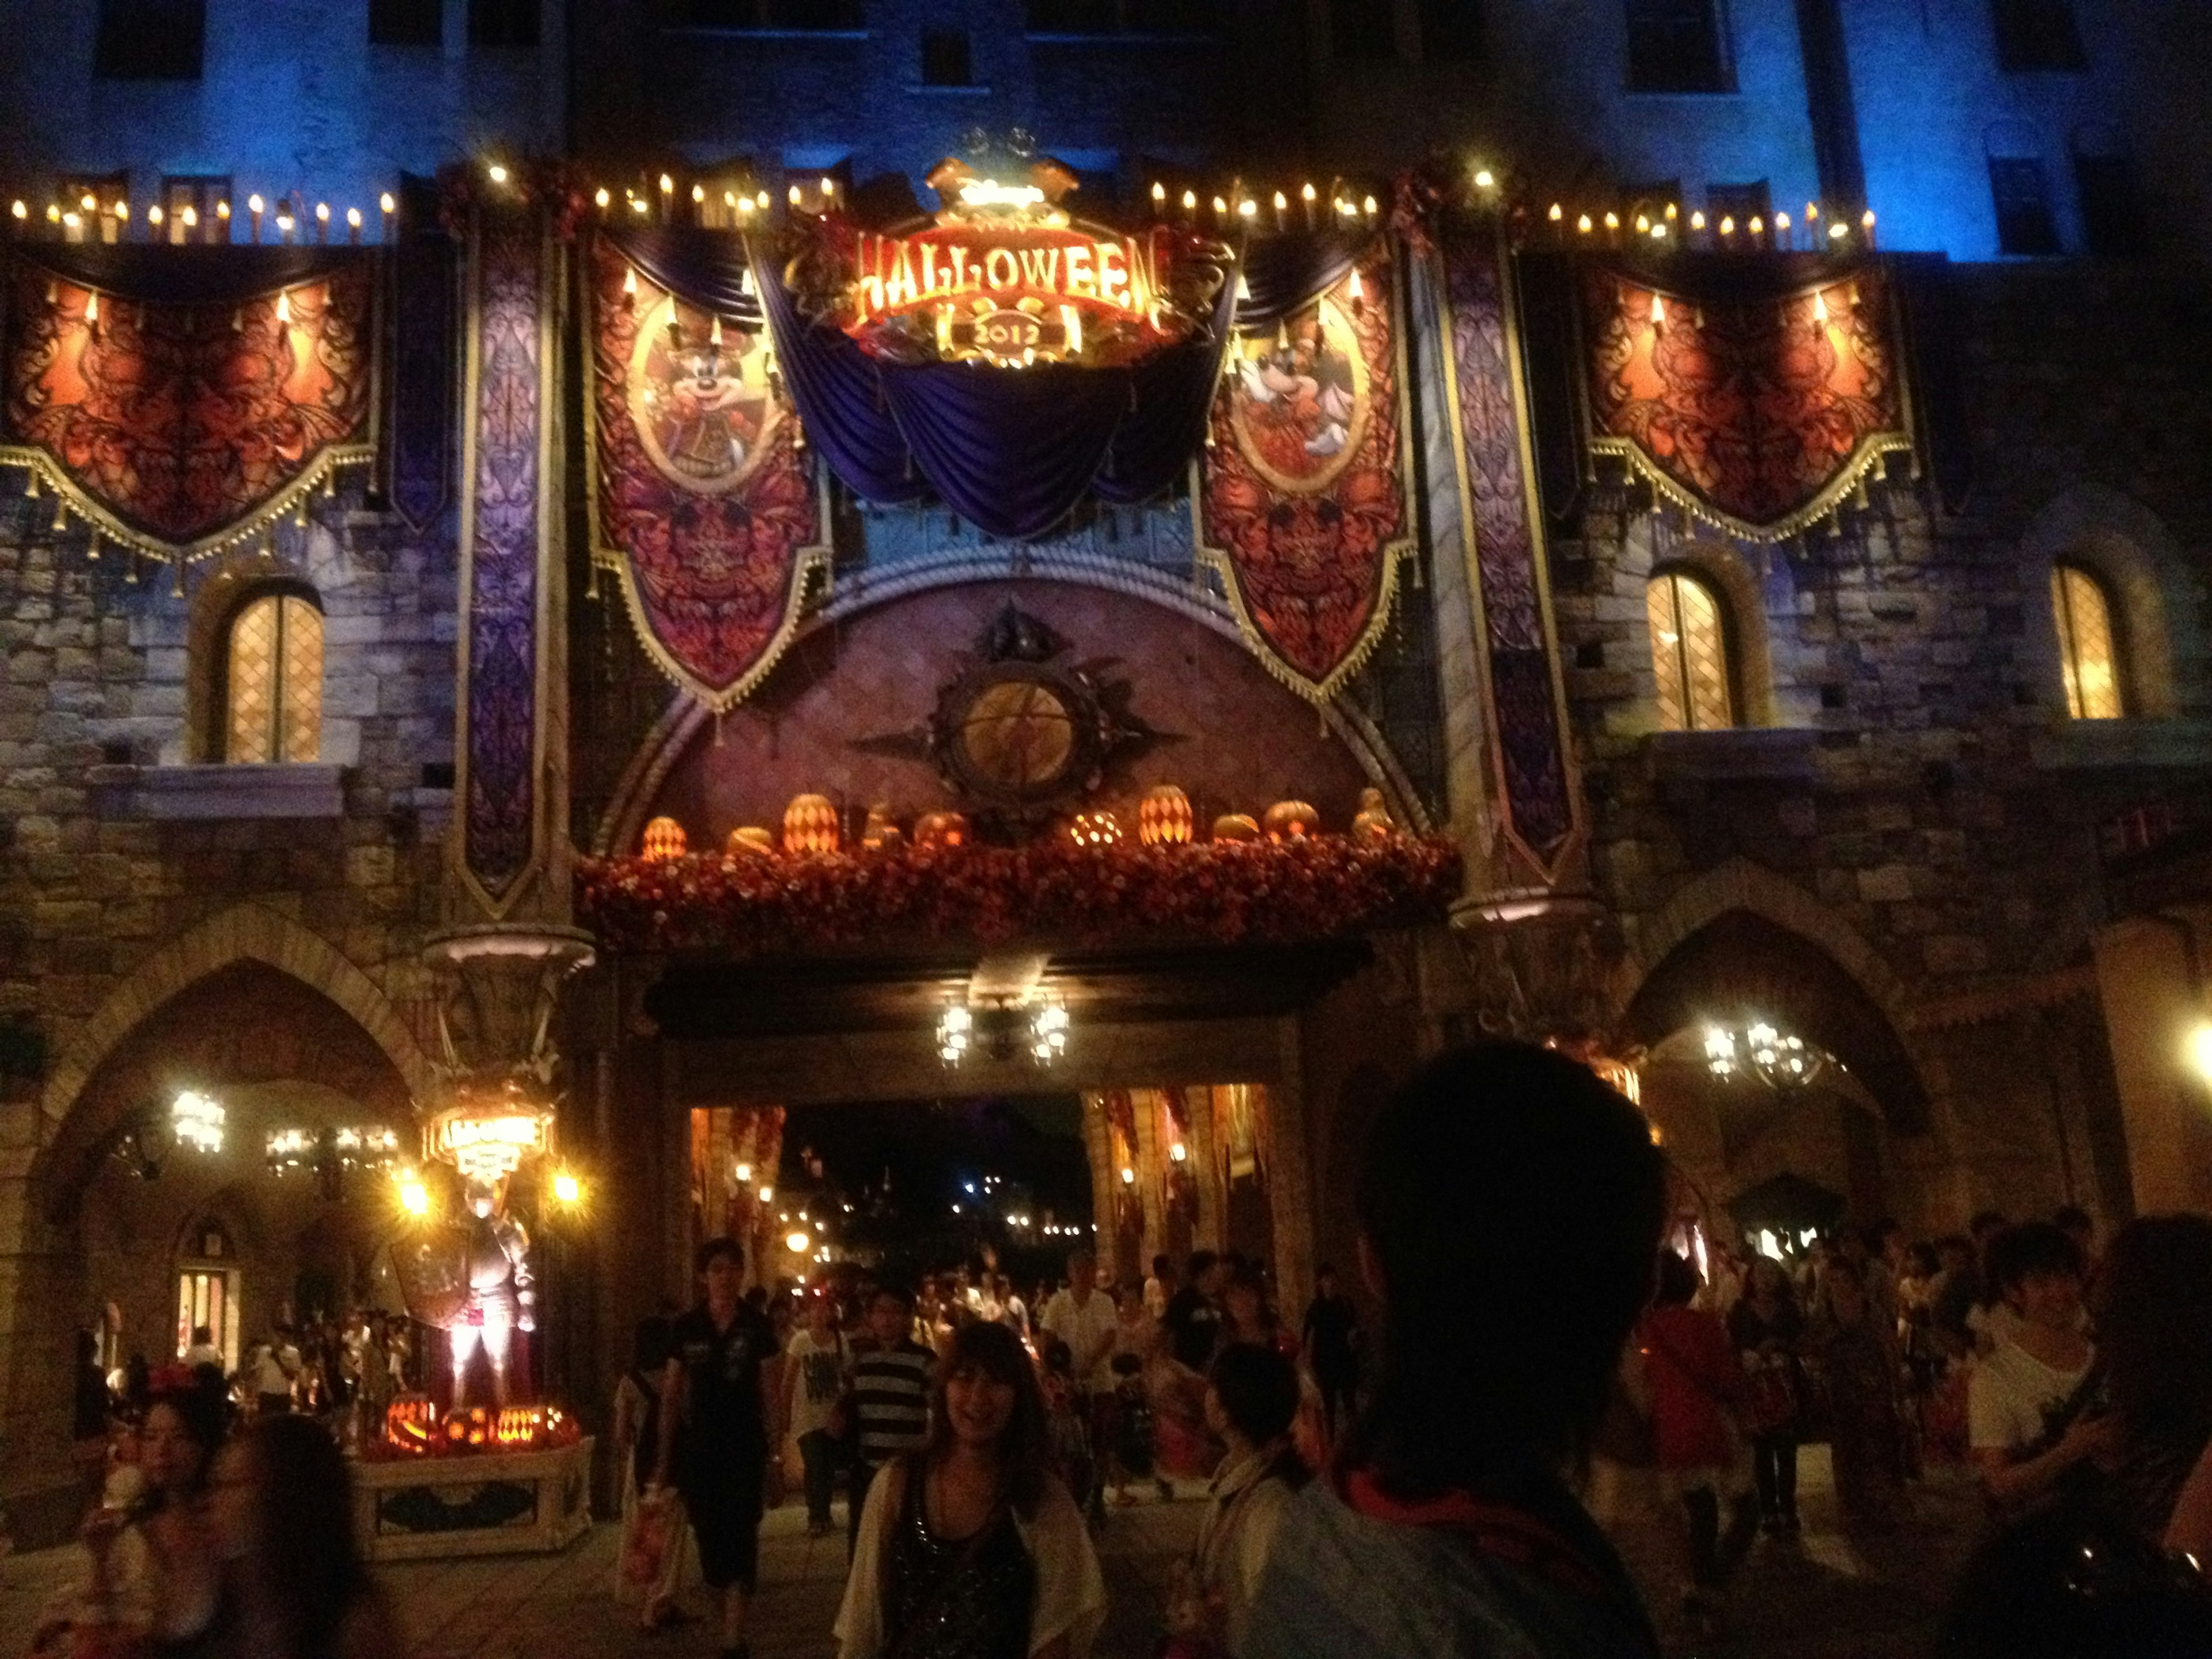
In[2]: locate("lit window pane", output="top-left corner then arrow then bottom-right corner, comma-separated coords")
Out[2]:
226,596 -> 277,762
279,597 -> 323,762
2052,564 -> 2122,719
224,591 -> 321,762
1648,571 -> 1734,731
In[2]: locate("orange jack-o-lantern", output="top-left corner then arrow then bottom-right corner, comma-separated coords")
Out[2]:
861,804 -> 904,850
1138,784 -> 1194,847
1212,813 -> 1262,843
1264,800 -> 1320,841
915,810 -> 970,848
1068,810 -> 1123,848
1351,786 -> 1397,839
725,826 -> 775,858
641,816 -> 688,861
784,793 -> 841,855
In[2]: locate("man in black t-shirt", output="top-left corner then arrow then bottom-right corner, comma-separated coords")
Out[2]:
1164,1249 -> 1226,1372
653,1237 -> 781,1659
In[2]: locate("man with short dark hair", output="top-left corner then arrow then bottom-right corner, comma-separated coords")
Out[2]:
1968,1221 -> 2101,1517
846,1285 -> 934,1557
1301,1263 -> 1359,1440
654,1237 -> 780,1659
1247,1042 -> 1666,1659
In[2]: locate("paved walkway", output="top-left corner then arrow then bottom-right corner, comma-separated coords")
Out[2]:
3,1453 -> 1978,1658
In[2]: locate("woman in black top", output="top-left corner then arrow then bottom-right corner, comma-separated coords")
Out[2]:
836,1321 -> 1105,1659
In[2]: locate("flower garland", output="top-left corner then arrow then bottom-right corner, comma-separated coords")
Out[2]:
575,832 -> 1463,956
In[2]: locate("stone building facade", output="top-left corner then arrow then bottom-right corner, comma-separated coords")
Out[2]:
2,0 -> 2209,1542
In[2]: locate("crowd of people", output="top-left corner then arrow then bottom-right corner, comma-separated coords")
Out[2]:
35,1040 -> 2212,1659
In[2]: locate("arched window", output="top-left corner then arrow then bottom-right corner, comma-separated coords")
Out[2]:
2051,562 -> 2124,719
1647,569 -> 1735,731
223,589 -> 322,762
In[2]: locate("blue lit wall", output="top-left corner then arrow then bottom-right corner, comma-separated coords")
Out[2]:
0,0 -> 563,220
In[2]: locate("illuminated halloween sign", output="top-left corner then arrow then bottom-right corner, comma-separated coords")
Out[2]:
827,157 -> 1230,368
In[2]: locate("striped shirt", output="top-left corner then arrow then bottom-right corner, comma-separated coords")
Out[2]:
853,1337 -> 935,1467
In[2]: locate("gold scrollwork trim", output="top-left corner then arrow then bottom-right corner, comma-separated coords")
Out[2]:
1589,428 -> 1915,544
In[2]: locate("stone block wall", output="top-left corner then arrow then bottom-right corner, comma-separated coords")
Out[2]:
1551,259 -> 2212,1230
0,491 -> 455,1513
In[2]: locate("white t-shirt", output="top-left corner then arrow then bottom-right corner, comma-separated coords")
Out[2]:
784,1328 -> 850,1441
1042,1287 -> 1121,1389
1969,1336 -> 2093,1455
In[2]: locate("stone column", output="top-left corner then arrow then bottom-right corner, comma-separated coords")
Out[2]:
2091,911 -> 2212,1214
1264,1024 -> 1318,1323
1183,1084 -> 1221,1252
1420,207 -> 1614,1041
1131,1088 -> 1163,1277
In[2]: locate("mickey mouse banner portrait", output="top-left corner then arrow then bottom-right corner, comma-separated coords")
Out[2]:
586,231 -> 829,712
1199,233 -> 1416,703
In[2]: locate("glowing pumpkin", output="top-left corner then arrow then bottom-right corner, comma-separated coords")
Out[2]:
1068,810 -> 1123,847
1138,784 -> 1194,847
783,793 -> 840,855
915,811 -> 970,848
1212,813 -> 1262,843
641,816 -> 688,861
1351,786 -> 1397,839
1264,800 -> 1319,841
725,826 -> 775,857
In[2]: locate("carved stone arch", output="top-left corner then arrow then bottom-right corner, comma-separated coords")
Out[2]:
39,903 -> 436,1143
2017,484 -> 2202,719
1613,859 -> 1927,1132
590,560 -> 1431,856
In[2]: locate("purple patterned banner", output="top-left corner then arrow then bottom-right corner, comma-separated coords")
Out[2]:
1439,217 -> 1578,877
461,213 -> 541,902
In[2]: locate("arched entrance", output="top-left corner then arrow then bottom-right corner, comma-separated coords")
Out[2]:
10,961 -> 419,1485
1623,910 -> 1930,1235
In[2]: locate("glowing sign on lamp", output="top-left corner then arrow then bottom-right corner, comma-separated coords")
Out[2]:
431,1111 -> 551,1183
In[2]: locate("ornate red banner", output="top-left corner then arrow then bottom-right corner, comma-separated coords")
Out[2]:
587,234 -> 827,712
1199,241 -> 1415,702
1580,260 -> 1913,540
2,255 -> 374,558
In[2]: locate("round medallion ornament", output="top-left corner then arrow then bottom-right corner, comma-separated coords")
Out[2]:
784,793 -> 841,855
1212,813 -> 1262,843
1138,785 -> 1194,847
641,816 -> 688,862
726,826 -> 775,857
915,810 -> 971,848
1264,800 -> 1320,842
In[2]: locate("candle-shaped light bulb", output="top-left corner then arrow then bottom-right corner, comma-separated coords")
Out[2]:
85,290 -> 99,324
724,190 -> 737,208
1548,202 -> 1563,221
1861,209 -> 1876,229
820,177 -> 834,198
275,290 -> 291,324
1666,202 -> 1678,219
1347,268 -> 1363,301
16,199 -> 32,221
1604,211 -> 1619,230
1812,289 -> 1829,322
1181,189 -> 1196,212
789,184 -> 802,207
1475,168 -> 1495,189
1652,221 -> 1668,240
691,183 -> 704,204
660,173 -> 674,196
80,193 -> 96,213
1152,181 -> 1166,203
1690,210 -> 1706,230
1805,200 -> 1819,222
148,205 -> 163,228
1239,198 -> 1257,219
1362,194 -> 1378,218
1213,196 -> 1227,218
182,206 -> 197,230
380,192 -> 395,215
487,164 -> 508,185
622,267 -> 638,298
1577,214 -> 1593,234
756,190 -> 769,210
631,196 -> 648,214
1828,221 -> 1847,240
1650,294 -> 1666,325
248,194 -> 264,214
1635,213 -> 1650,233
709,314 -> 723,347
596,187 -> 611,209
1749,214 -> 1764,237
1775,210 -> 1791,233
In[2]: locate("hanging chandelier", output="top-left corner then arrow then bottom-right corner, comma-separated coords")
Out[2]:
937,995 -> 1071,1068
1704,1021 -> 1835,1089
